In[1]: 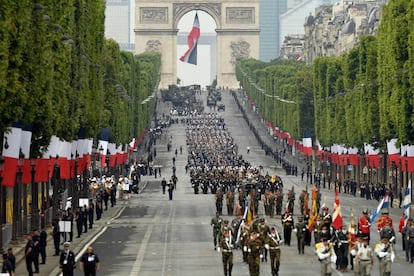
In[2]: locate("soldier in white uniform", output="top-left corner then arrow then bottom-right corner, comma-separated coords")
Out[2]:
355,236 -> 373,276
374,236 -> 395,276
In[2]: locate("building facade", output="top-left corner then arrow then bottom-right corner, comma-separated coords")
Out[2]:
105,0 -> 135,53
259,0 -> 287,61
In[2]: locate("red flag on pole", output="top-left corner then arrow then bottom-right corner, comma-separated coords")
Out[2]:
332,188 -> 342,230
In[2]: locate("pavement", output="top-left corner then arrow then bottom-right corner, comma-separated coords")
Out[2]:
11,176 -> 149,276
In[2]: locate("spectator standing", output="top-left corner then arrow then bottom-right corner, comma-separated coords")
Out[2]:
6,248 -> 15,273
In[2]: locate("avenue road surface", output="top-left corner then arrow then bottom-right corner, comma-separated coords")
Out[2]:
71,89 -> 411,276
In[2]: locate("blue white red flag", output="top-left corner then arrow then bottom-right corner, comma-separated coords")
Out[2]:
179,13 -> 200,65
369,192 -> 389,223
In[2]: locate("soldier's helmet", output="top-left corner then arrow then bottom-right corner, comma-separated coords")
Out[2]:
260,218 -> 265,223
223,219 -> 229,224
362,209 -> 368,215
298,216 -> 303,221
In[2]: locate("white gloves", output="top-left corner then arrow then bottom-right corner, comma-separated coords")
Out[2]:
217,247 -> 221,252
264,244 -> 269,250
243,246 -> 247,252
391,252 -> 395,263
377,252 -> 388,258
260,254 -> 263,259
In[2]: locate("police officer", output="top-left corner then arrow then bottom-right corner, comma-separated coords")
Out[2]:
218,230 -> 234,276
248,231 -> 263,276
2,253 -> 13,275
52,219 -> 61,256
32,229 -> 40,273
265,227 -> 282,276
374,236 -> 394,276
355,236 -> 373,276
39,227 -> 47,264
211,212 -> 223,250
404,218 -> 414,263
316,237 -> 335,276
24,233 -> 34,276
79,246 -> 101,276
59,242 -> 76,276
295,216 -> 306,254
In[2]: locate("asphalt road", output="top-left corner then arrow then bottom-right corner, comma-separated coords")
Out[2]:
71,89 -> 412,276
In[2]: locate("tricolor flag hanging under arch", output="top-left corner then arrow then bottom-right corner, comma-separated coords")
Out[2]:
179,13 -> 200,65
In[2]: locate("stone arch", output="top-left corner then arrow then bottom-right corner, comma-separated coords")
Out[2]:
172,3 -> 221,30
135,1 -> 260,89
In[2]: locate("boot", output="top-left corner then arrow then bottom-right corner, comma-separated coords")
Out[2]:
229,264 -> 232,276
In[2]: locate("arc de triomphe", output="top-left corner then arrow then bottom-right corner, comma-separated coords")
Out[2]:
134,0 -> 260,89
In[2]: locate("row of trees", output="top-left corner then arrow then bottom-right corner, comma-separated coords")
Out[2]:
0,0 -> 161,157
236,0 -> 414,149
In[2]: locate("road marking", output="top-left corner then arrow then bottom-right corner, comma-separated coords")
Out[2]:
161,204 -> 175,276
129,203 -> 163,275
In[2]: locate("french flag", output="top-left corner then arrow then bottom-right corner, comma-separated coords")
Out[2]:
387,138 -> 400,166
369,193 -> 389,223
302,137 -> 312,156
179,13 -> 200,65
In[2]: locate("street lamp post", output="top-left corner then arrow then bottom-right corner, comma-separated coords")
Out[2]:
11,151 -> 25,243
0,157 -> 5,251
52,156 -> 60,220
30,158 -> 39,230
73,151 -> 79,209
106,150 -> 110,175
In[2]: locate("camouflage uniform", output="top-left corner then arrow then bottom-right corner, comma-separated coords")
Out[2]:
211,213 -> 223,250
265,227 -> 282,276
219,231 -> 234,276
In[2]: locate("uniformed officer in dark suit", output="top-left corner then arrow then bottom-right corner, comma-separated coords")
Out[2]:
80,246 -> 101,276
59,242 -> 76,276
52,219 -> 61,256
24,233 -> 34,276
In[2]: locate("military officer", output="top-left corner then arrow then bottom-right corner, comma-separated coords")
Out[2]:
355,236 -> 373,276
220,220 -> 233,243
295,216 -> 306,254
358,209 -> 371,244
374,236 -> 394,276
211,212 -> 223,250
316,237 -> 336,276
226,191 -> 234,216
218,230 -> 234,276
265,227 -> 282,276
241,221 -> 251,263
377,210 -> 393,232
216,190 -> 224,215
248,231 -> 263,276
258,218 -> 271,261
282,211 -> 294,246
275,191 -> 283,215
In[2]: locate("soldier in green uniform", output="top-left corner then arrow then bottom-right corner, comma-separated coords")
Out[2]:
220,220 -> 233,244
239,190 -> 246,211
241,222 -> 251,263
218,230 -> 234,276
258,218 -> 271,262
268,192 -> 276,218
265,227 -> 282,276
248,231 -> 263,276
226,191 -> 234,216
216,190 -> 224,215
211,212 -> 223,250
275,191 -> 283,215
295,216 -> 306,254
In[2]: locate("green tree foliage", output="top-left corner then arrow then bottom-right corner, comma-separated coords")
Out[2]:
0,1 -> 161,156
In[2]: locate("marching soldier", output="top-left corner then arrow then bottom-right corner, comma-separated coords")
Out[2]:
220,220 -> 233,244
358,209 -> 371,244
275,191 -> 283,215
258,218 -> 271,262
304,208 -> 312,246
211,212 -> 223,250
374,236 -> 395,276
241,221 -> 251,263
239,190 -> 246,211
226,191 -> 234,216
355,236 -> 374,276
377,210 -> 393,232
315,237 -> 336,276
282,211 -> 294,246
321,207 -> 332,228
265,227 -> 282,276
337,224 -> 349,272
218,230 -> 234,276
295,216 -> 306,254
268,192 -> 276,218
313,215 -> 323,244
248,231 -> 263,276
216,190 -> 224,215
